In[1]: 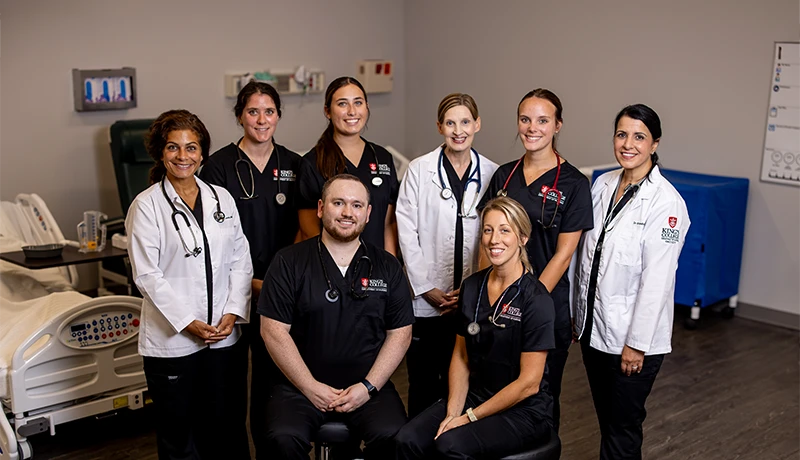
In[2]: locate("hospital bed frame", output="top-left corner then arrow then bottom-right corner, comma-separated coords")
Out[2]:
0,194 -> 147,460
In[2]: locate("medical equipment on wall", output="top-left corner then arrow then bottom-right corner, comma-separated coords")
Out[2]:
160,179 -> 225,258
235,141 -> 287,205
497,152 -> 563,228
0,194 -> 147,460
437,148 -> 482,218
317,237 -> 373,303
468,268 -> 526,335
356,60 -> 394,94
224,67 -> 325,98
76,211 -> 108,253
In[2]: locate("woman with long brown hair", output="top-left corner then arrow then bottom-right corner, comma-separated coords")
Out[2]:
296,76 -> 400,255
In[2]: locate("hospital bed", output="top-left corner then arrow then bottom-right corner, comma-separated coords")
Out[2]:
0,194 -> 146,460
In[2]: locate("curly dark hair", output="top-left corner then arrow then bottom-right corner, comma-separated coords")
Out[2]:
145,109 -> 211,184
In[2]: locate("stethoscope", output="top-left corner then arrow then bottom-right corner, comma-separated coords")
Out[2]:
350,142 -> 384,187
496,151 -> 562,198
160,178 -> 225,258
317,236 -> 374,303
468,267 -> 527,335
234,139 -> 287,205
497,152 -> 563,228
437,147 -> 482,219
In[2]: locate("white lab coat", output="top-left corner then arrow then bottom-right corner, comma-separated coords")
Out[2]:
396,146 -> 498,317
126,177 -> 253,358
572,166 -> 689,355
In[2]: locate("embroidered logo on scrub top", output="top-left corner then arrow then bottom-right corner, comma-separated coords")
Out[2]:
661,227 -> 680,244
362,278 -> 388,292
669,216 -> 677,228
370,163 -> 391,176
538,187 -> 566,205
273,169 -> 297,182
499,305 -> 522,322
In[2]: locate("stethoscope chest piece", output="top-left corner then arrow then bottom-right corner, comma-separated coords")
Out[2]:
371,177 -> 383,187
496,189 -> 508,197
325,289 -> 340,303
441,188 -> 453,200
275,192 -> 287,206
467,322 -> 481,336
213,210 -> 226,223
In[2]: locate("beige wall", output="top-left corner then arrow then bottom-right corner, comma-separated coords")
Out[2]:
0,0 -> 406,225
404,0 -> 800,315
1,0 -> 798,315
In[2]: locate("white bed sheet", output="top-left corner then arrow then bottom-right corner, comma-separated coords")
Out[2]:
0,291 -> 91,399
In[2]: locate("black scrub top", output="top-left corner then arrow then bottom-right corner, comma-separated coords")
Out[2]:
257,237 -> 414,390
480,159 -> 593,342
457,268 -> 555,422
200,141 -> 302,280
297,140 -> 400,249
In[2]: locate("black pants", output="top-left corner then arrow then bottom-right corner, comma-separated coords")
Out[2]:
245,304 -> 281,459
396,394 -> 551,460
406,315 -> 457,418
545,326 -> 572,433
143,339 -> 250,460
581,341 -> 664,460
262,381 -> 407,460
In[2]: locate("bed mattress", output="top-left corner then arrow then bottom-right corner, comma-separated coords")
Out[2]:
0,291 -> 91,399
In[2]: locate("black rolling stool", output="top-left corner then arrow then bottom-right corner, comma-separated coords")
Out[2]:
313,421 -> 354,460
500,429 -> 561,460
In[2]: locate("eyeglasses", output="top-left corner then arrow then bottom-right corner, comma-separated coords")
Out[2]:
538,185 -> 563,229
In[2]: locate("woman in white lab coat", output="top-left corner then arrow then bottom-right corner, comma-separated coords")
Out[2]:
126,110 -> 253,460
572,104 -> 690,460
396,93 -> 498,417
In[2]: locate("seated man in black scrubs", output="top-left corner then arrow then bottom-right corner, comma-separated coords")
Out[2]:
258,174 -> 413,460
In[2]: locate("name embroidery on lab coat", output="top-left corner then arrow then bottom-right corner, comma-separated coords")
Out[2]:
361,278 -> 388,292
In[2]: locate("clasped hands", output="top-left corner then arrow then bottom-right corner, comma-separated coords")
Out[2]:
184,313 -> 237,344
302,381 -> 371,413
423,288 -> 460,312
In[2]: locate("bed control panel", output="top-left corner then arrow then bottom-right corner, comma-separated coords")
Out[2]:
60,308 -> 140,349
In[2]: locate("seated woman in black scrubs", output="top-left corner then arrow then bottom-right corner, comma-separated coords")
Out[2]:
296,76 -> 400,255
395,196 -> 555,459
480,88 -> 593,431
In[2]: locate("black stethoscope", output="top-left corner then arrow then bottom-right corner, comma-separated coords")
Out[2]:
497,152 -> 563,228
317,236 -> 374,303
160,178 -> 225,258
235,139 -> 287,205
437,147 -> 482,219
468,267 -> 527,335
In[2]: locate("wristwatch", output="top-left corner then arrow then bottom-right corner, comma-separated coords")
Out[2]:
361,379 -> 378,399
466,407 -> 478,422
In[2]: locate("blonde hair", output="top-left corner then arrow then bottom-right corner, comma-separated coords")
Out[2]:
437,93 -> 479,124
480,197 -> 533,273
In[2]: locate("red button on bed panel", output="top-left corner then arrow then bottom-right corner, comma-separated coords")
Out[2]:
132,319 -> 140,327
116,331 -> 121,336
102,334 -> 107,339
123,329 -> 128,334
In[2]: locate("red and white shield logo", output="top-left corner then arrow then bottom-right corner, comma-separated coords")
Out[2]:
669,216 -> 677,228
361,278 -> 369,288
369,163 -> 377,171
541,185 -> 550,195
273,168 -> 278,177
501,304 -> 509,314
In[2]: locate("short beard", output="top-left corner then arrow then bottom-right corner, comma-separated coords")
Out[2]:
322,217 -> 366,243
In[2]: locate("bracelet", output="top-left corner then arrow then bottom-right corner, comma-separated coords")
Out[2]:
466,407 -> 477,422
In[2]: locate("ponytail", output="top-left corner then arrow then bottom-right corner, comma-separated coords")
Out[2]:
314,123 -> 348,180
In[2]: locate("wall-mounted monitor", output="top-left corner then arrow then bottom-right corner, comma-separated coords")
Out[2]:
72,67 -> 137,112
